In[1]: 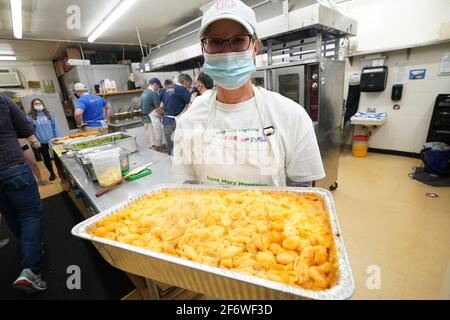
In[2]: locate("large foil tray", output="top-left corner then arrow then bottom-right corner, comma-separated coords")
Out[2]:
72,185 -> 355,300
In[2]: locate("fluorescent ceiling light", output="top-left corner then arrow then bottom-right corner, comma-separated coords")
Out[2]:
88,0 -> 138,43
10,0 -> 22,39
0,56 -> 17,61
0,49 -> 15,55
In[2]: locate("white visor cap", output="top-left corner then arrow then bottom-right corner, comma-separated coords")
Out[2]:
199,0 -> 258,39
74,83 -> 87,92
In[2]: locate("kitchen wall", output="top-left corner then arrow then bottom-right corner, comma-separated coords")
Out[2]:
338,0 -> 450,53
0,60 -> 62,98
344,42 -> 450,154
337,0 -> 450,153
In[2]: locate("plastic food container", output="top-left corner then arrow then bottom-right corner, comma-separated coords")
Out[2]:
78,145 -> 130,181
89,149 -> 122,187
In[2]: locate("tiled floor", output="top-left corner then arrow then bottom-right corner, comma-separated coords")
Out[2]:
38,154 -> 450,300
37,162 -> 64,199
334,153 -> 450,300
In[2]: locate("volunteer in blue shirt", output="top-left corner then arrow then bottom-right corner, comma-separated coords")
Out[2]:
73,83 -> 112,134
158,79 -> 174,102
27,99 -> 61,181
158,74 -> 192,155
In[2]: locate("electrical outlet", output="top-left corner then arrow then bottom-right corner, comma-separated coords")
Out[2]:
367,107 -> 377,113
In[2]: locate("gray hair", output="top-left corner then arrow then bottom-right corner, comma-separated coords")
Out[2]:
178,74 -> 193,84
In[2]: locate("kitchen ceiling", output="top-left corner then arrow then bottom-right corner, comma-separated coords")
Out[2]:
0,0 -> 319,61
0,0 -> 215,60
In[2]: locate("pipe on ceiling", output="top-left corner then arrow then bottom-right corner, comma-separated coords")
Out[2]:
149,0 -> 273,53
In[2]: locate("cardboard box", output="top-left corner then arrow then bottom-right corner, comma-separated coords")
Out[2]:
54,60 -> 66,77
62,58 -> 72,72
66,47 -> 82,60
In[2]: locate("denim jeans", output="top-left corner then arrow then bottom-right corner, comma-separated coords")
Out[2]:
0,163 -> 43,274
164,122 -> 177,156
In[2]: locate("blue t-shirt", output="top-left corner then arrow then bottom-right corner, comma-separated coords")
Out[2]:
76,94 -> 108,127
161,84 -> 191,126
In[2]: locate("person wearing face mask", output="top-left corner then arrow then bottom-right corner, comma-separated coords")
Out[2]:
158,74 -> 193,156
73,83 -> 112,134
173,0 -> 325,188
141,78 -> 164,152
189,72 -> 215,107
27,99 -> 61,182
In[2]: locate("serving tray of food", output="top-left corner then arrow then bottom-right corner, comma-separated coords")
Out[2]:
51,130 -> 102,145
71,185 -> 355,300
64,132 -> 138,153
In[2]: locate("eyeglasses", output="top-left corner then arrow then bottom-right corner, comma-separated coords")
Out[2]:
201,34 -> 254,54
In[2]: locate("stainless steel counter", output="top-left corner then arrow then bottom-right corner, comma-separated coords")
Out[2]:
61,149 -> 183,213
108,119 -> 144,132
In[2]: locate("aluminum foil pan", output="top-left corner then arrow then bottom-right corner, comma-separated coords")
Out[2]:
71,185 -> 355,300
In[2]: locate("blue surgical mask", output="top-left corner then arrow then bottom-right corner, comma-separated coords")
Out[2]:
203,50 -> 256,90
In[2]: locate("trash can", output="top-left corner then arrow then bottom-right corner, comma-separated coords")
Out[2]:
352,135 -> 369,158
420,142 -> 450,175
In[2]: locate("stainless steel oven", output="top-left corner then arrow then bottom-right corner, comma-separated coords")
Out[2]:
251,70 -> 268,89
271,66 -> 305,107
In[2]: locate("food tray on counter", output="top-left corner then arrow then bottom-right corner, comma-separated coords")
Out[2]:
51,130 -> 102,145
64,132 -> 138,153
71,185 -> 355,300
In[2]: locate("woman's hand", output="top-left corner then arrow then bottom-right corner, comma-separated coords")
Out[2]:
27,135 -> 41,149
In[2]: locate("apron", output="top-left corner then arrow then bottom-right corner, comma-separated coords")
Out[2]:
81,120 -> 109,134
165,108 -> 188,141
196,86 -> 286,187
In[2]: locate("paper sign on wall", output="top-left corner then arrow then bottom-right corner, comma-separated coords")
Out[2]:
409,69 -> 426,80
439,52 -> 450,76
394,61 -> 407,84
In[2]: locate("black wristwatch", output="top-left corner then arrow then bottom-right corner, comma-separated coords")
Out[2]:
21,144 -> 30,152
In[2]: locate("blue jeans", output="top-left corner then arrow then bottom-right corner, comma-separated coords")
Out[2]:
0,163 -> 43,274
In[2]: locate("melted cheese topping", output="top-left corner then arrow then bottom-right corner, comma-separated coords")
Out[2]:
91,189 -> 339,291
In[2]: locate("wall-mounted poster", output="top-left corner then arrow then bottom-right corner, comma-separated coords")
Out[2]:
439,52 -> 450,76
409,69 -> 427,80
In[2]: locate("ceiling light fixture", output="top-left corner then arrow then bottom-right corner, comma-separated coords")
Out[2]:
88,0 -> 138,43
0,55 -> 17,61
10,0 -> 22,39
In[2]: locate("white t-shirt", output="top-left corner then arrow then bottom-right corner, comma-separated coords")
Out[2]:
173,87 -> 325,186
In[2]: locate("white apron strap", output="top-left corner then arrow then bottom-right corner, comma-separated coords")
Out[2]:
253,86 -> 286,187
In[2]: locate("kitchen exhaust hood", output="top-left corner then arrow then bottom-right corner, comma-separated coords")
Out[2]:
143,1 -> 357,72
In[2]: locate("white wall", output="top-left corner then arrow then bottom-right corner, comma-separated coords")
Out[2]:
0,60 -> 62,98
337,0 -> 450,153
339,0 -> 450,53
345,42 -> 450,153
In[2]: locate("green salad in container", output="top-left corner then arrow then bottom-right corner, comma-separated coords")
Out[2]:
71,134 -> 127,151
